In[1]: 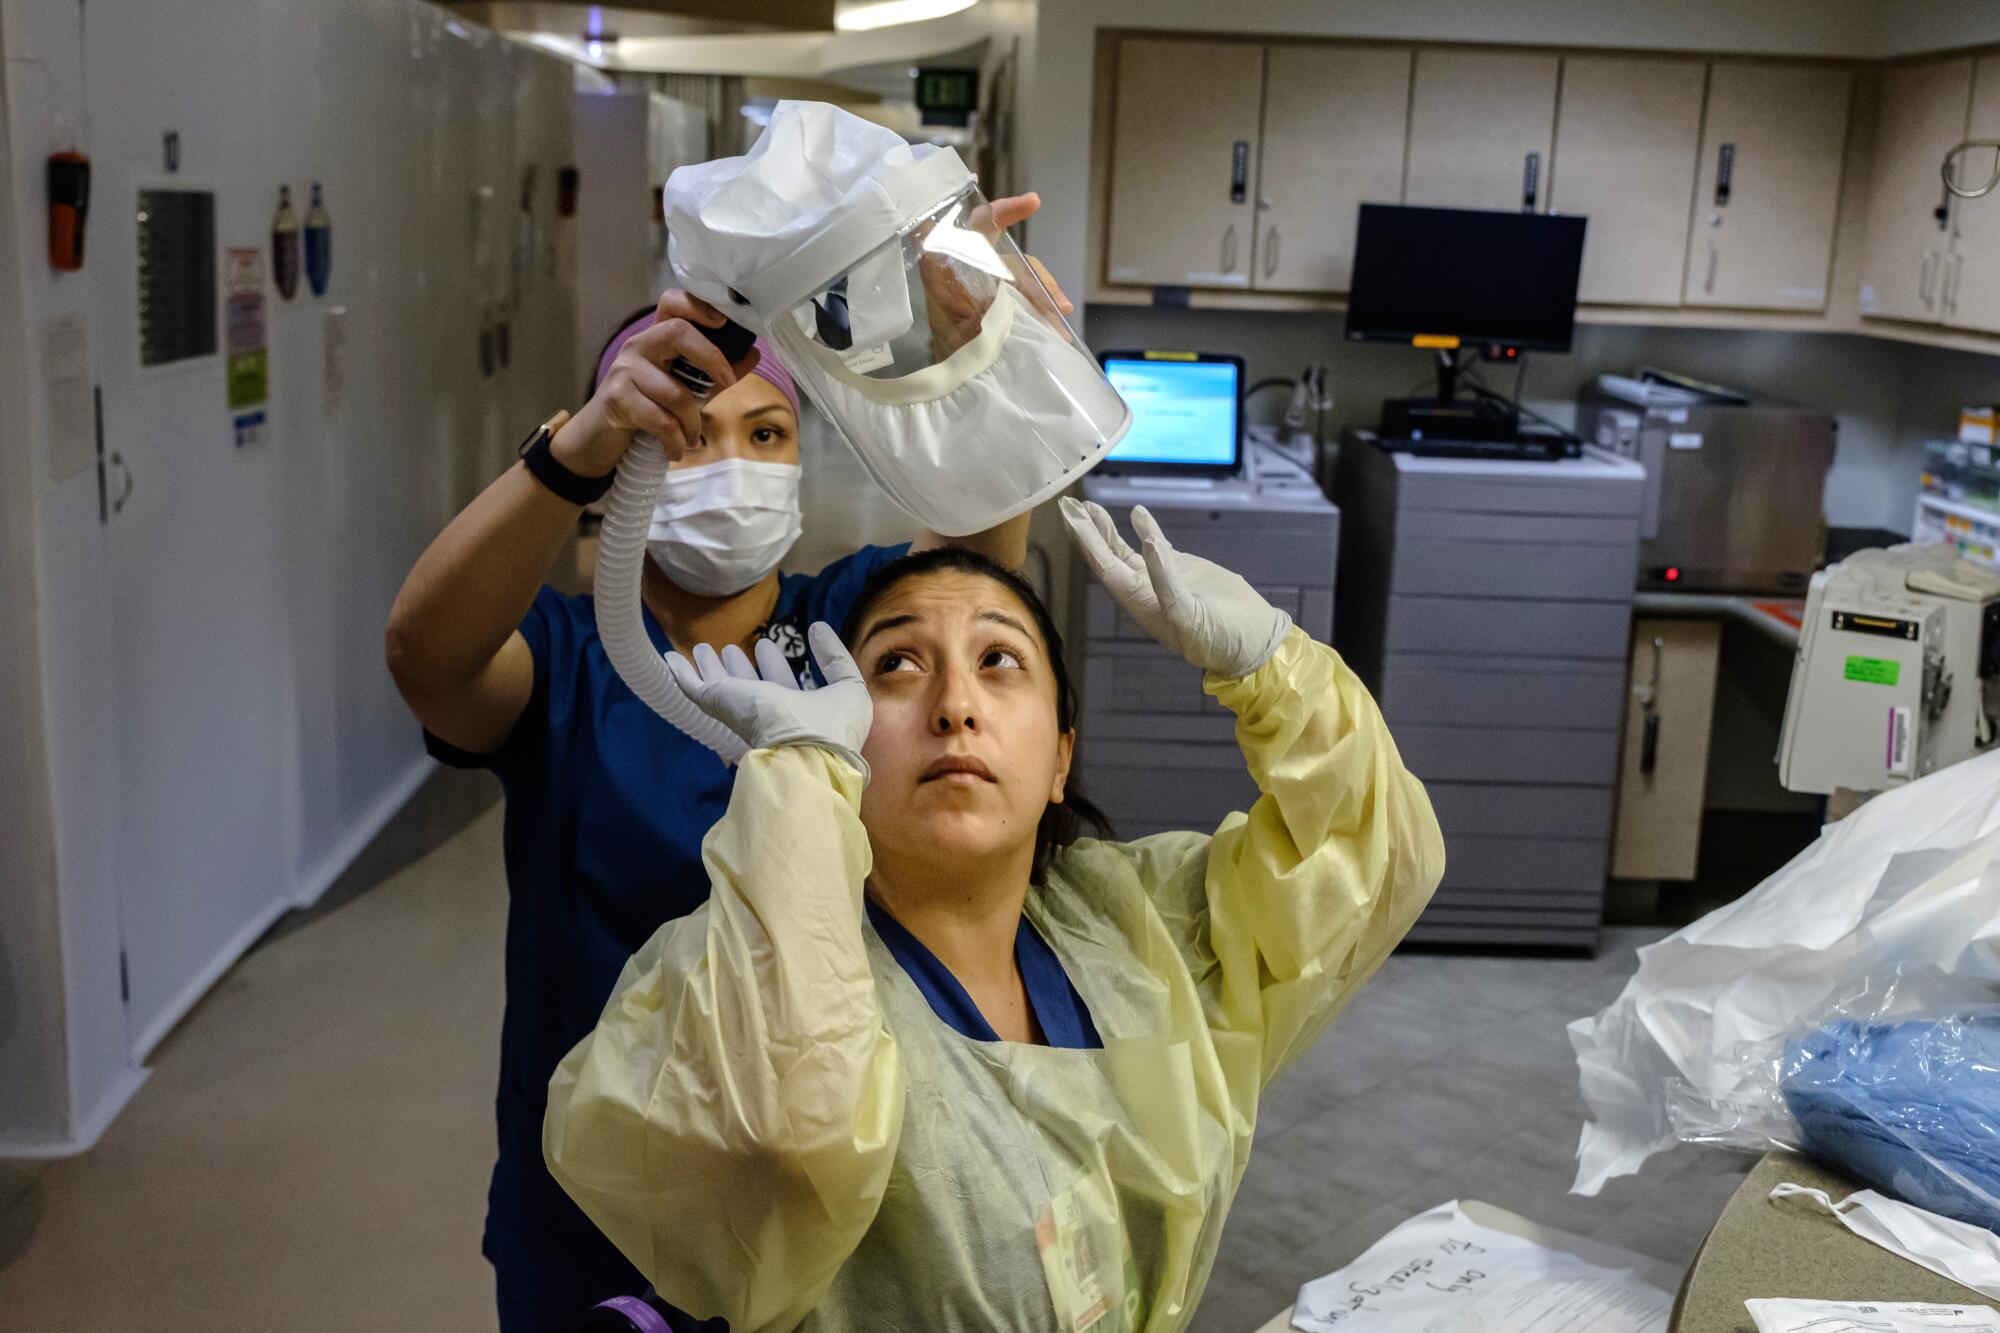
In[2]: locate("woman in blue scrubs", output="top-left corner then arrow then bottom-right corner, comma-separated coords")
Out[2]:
384,192 -> 1057,1332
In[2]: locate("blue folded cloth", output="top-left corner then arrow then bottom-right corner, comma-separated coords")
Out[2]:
1782,1014 -> 2000,1233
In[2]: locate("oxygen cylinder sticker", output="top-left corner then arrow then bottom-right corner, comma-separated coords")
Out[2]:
272,185 -> 301,300
304,182 -> 331,297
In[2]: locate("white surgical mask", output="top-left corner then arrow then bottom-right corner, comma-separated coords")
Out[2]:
646,458 -> 802,597
1770,1183 -> 2000,1299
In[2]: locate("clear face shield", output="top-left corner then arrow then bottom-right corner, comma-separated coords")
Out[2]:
666,104 -> 1130,538
761,183 -> 1129,537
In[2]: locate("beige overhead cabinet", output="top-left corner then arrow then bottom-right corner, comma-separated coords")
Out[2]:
1547,55 -> 1707,306
1102,37 -> 1266,289
1253,45 -> 1412,292
1683,62 -> 1853,311
1405,49 -> 1561,211
1102,38 -> 1410,293
1945,54 -> 2000,333
1858,57 -> 1973,324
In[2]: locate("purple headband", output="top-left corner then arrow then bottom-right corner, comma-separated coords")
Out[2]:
595,311 -> 799,418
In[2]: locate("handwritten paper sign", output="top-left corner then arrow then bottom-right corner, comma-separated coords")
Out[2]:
1291,1201 -> 1671,1332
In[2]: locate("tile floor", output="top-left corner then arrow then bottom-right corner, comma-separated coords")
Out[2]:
0,774 -> 1747,1332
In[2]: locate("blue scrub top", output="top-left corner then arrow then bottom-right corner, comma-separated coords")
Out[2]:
866,898 -> 1102,1049
428,547 -> 905,1329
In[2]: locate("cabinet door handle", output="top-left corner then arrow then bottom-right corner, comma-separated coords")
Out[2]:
1522,151 -> 1541,211
1221,223 -> 1238,273
1639,635 -> 1664,777
1946,251 -> 1966,313
1264,223 -> 1280,278
109,450 -> 135,515
1704,241 -> 1719,295
1921,249 -> 1939,305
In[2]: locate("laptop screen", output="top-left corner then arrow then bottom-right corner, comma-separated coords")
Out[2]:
1100,355 -> 1242,470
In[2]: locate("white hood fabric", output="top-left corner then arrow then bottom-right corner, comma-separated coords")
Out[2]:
663,101 -> 972,326
661,100 -> 1129,538
1569,749 -> 2000,1197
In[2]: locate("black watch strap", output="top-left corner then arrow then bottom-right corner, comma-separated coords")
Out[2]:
519,418 -> 615,505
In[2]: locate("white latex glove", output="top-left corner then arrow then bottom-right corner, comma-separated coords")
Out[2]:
667,621 -> 873,781
1060,497 -> 1292,678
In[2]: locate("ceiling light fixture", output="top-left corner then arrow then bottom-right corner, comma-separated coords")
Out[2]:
836,0 -> 977,33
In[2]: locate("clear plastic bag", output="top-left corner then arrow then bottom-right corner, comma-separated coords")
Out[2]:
1647,963 -> 2000,1234
1571,749 -> 2000,1198
1778,994 -> 2000,1233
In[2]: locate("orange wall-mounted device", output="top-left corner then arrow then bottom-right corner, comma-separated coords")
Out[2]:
48,151 -> 90,270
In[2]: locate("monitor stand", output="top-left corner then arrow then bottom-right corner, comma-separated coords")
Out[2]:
1379,350 -> 1521,443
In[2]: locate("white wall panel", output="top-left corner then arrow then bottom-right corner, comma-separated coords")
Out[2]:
0,0 -> 577,1152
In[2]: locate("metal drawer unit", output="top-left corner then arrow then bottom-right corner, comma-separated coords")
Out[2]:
1334,432 -> 1646,950
1068,473 -> 1340,842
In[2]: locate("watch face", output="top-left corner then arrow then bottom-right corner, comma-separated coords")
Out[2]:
519,424 -> 547,459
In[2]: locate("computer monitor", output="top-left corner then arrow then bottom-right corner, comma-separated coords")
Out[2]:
1344,204 -> 1587,353
1096,351 -> 1244,475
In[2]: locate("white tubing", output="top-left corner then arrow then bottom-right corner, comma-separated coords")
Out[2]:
593,434 -> 747,763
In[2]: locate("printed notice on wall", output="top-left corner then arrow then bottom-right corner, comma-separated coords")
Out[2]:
225,245 -> 268,419
1291,1201 -> 1671,1332
41,313 -> 93,484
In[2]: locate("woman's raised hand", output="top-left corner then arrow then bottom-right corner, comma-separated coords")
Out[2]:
667,622 -> 874,779
1061,498 -> 1292,679
553,289 -> 759,475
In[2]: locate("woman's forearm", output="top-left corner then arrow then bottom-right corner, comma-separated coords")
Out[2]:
385,459 -> 580,694
545,747 -> 902,1327
1204,630 -> 1447,1081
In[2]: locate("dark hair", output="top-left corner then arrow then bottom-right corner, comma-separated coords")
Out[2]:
840,546 -> 1113,876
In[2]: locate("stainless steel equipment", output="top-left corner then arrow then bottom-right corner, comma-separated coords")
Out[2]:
1576,370 -> 1836,593
1778,543 -> 2000,794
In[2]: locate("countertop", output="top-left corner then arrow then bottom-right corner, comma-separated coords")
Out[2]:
1672,1151 -> 1998,1330
1633,591 -> 1805,648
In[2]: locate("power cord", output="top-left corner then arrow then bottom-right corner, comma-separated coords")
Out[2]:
1462,361 -> 1584,446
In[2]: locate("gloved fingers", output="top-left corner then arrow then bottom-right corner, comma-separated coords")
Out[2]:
1132,506 -> 1192,610
665,651 -> 707,700
809,622 -> 865,687
753,636 -> 796,687
1057,497 -> 1116,579
692,642 -> 728,684
1085,499 -> 1146,576
1060,498 -> 1145,595
719,643 -> 759,681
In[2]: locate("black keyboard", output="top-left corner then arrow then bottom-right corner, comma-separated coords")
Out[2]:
1388,435 -> 1581,462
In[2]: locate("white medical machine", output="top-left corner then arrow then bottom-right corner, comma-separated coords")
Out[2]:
1778,544 -> 2000,794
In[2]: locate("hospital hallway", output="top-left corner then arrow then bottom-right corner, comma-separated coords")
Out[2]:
0,768 -> 1750,1331
22,1 -> 2000,1328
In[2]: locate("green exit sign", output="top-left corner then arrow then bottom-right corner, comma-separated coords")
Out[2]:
916,66 -> 978,126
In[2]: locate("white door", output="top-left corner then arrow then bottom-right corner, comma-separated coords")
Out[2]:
86,0 -> 292,1055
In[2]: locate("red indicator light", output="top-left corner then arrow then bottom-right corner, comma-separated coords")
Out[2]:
1665,567 -> 1681,582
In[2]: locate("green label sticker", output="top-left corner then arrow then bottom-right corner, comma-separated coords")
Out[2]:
1845,655 -> 1901,686
227,348 -> 267,410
